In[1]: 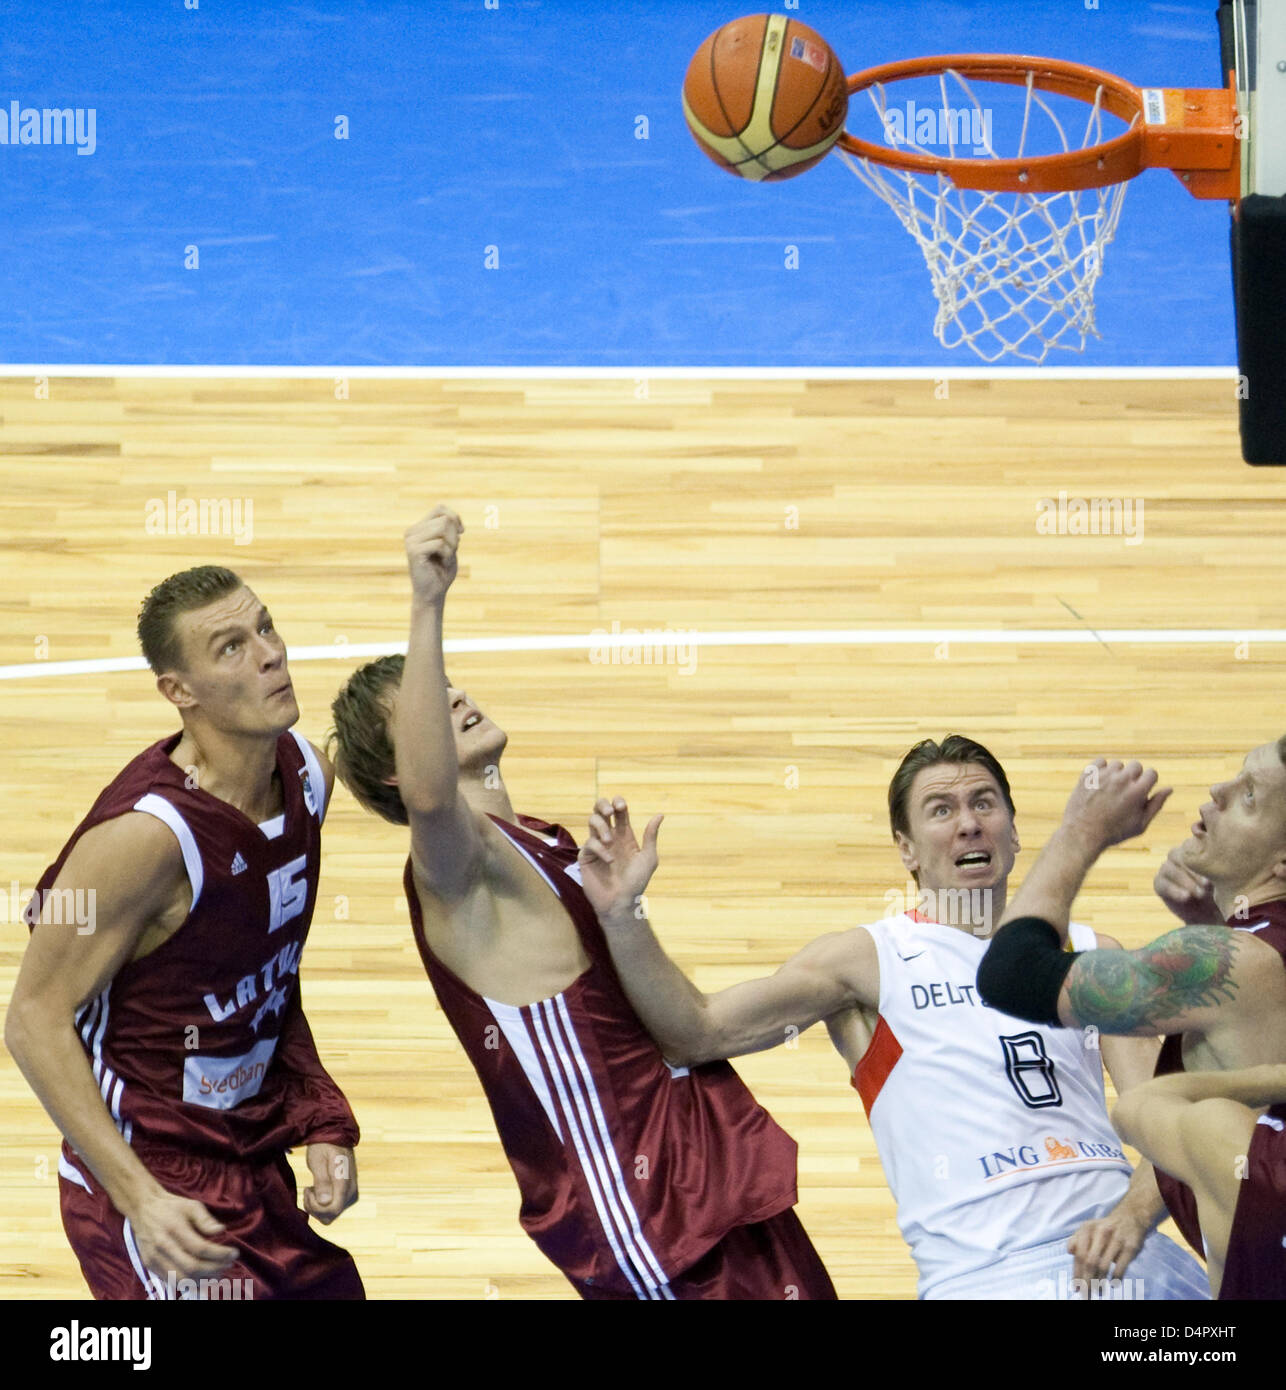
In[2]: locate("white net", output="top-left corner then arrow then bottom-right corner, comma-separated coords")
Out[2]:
837,68 -> 1136,364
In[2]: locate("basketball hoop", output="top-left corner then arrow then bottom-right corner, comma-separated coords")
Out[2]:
833,55 -> 1239,363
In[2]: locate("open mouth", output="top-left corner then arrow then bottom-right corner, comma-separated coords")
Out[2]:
461,711 -> 483,732
955,851 -> 991,868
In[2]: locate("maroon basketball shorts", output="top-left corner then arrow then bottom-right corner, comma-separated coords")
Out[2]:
58,1141 -> 364,1301
576,1207 -> 837,1301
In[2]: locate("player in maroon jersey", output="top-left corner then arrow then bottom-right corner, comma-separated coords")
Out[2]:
1113,1063 -> 1286,1298
328,507 -> 834,1300
5,567 -> 362,1300
977,750 -> 1286,1297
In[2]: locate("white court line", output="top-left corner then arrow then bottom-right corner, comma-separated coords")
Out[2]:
0,629 -> 1277,682
0,366 -> 1240,380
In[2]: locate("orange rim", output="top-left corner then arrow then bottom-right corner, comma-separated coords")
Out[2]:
834,53 -> 1239,199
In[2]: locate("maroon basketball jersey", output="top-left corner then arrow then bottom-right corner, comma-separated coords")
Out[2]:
1218,1111 -> 1286,1299
1154,900 -> 1286,1268
405,813 -> 800,1298
27,731 -> 358,1181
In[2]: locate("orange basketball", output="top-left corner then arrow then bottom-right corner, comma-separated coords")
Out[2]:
682,14 -> 849,181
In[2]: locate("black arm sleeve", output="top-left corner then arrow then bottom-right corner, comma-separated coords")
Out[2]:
975,916 -> 1081,1027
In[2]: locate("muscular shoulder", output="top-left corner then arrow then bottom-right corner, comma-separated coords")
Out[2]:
786,925 -> 879,1010
1066,922 -> 1275,1039
1228,924 -> 1286,1002
60,810 -> 185,890
22,813 -> 190,1000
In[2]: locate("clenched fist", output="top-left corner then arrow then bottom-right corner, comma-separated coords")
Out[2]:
405,507 -> 464,606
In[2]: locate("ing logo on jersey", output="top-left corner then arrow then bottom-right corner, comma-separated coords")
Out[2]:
977,1134 -> 1126,1180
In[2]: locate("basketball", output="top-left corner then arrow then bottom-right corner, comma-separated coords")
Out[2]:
682,14 -> 849,181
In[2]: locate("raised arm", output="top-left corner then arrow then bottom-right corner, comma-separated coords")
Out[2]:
4,813 -> 237,1280
577,798 -> 875,1067
977,759 -> 1171,1027
395,507 -> 487,901
978,760 -> 1285,1038
1058,924 -> 1262,1036
997,760 -> 1172,945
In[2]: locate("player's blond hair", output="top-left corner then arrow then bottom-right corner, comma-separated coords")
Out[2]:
327,654 -> 409,825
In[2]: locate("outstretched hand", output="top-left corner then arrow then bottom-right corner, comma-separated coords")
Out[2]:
1060,759 -> 1172,854
578,798 -> 664,924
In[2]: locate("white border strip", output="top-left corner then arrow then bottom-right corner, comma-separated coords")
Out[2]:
1,628 -> 1279,682
0,366 -> 1240,380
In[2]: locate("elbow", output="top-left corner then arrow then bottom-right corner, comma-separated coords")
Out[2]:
976,917 -> 1072,1027
1111,1089 -> 1144,1148
666,1020 -> 733,1070
5,993 -> 67,1071
3,997 -> 33,1065
657,1033 -> 705,1070
974,940 -> 1024,1016
657,1016 -> 722,1071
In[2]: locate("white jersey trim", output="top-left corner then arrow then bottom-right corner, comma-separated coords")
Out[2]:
551,992 -> 673,1293
288,730 -> 327,823
76,985 -> 134,1150
486,984 -> 674,1300
484,820 -> 676,1299
132,793 -> 203,913
483,996 -> 563,1140
58,1151 -> 93,1193
496,824 -> 563,897
123,1218 -> 170,1300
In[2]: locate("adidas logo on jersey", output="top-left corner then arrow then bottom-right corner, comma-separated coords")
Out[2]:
230,852 -> 248,875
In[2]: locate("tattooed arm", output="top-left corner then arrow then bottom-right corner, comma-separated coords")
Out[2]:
1057,924 -> 1251,1036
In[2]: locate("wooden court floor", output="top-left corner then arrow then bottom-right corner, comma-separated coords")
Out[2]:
1,375 -> 1282,1299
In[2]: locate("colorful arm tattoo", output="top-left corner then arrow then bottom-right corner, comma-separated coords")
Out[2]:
1066,925 -> 1239,1033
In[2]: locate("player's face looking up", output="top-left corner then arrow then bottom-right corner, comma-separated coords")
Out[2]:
444,682 -> 507,771
162,586 -> 298,735
894,762 -> 1020,898
1180,740 -> 1286,899
378,674 -> 508,777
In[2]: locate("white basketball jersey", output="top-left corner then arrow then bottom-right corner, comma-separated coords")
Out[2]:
855,912 -> 1133,1296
